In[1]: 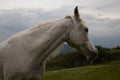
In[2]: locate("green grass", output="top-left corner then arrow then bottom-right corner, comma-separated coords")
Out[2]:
43,60 -> 120,80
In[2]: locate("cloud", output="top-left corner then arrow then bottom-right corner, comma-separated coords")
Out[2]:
0,8 -> 70,41
83,13 -> 120,47
0,6 -> 120,48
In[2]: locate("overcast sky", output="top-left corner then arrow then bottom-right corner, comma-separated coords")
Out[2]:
0,0 -> 120,48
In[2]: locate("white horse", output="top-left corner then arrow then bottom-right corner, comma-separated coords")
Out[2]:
0,6 -> 98,80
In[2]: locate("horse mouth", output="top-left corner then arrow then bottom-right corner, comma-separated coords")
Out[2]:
90,51 -> 98,58
87,51 -> 98,61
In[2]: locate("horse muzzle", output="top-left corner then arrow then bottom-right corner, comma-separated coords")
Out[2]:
87,45 -> 98,61
89,51 -> 98,59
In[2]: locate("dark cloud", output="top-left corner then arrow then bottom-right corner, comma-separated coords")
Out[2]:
0,7 -> 120,48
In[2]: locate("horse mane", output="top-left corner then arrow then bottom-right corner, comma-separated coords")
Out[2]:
64,15 -> 71,19
65,15 -> 87,27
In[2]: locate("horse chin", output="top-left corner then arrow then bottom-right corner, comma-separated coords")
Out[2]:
86,54 -> 97,64
80,45 -> 98,61
79,47 -> 97,64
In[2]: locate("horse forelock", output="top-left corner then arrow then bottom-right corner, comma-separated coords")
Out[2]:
81,19 -> 87,27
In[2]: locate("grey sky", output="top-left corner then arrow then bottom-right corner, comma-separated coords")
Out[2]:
0,0 -> 120,48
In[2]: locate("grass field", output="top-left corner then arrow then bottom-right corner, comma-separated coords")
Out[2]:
43,60 -> 120,80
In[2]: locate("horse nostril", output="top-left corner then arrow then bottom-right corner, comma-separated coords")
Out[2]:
87,51 -> 98,61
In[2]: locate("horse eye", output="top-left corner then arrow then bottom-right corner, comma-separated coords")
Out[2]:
85,28 -> 88,32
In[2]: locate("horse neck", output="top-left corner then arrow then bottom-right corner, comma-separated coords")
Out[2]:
29,18 -> 74,64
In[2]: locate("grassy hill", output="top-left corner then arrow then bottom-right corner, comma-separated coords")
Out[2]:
43,60 -> 120,80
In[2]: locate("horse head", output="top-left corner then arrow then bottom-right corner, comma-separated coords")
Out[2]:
66,6 -> 98,61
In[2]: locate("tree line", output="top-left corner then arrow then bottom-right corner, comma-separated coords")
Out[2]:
46,46 -> 120,70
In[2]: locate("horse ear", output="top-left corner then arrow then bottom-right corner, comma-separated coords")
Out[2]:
74,6 -> 80,19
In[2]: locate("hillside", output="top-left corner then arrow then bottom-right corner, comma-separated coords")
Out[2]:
43,60 -> 120,80
60,44 -> 76,54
